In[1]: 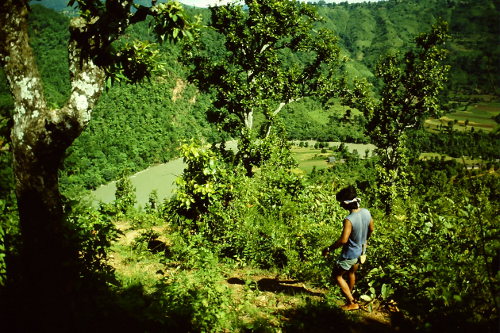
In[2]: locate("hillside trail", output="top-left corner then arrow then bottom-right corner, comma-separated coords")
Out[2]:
110,220 -> 403,332
223,271 -> 400,332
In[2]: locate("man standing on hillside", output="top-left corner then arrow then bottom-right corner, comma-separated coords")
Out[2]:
323,186 -> 374,310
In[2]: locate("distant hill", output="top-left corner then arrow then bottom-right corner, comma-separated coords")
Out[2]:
29,0 -> 75,12
29,0 -> 173,12
31,0 -> 500,95
314,0 -> 500,94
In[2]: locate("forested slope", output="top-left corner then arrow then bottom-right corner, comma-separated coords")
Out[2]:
1,0 -> 499,194
315,0 -> 500,94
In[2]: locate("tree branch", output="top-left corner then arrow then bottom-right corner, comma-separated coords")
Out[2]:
61,18 -> 106,133
0,0 -> 47,146
264,98 -> 300,138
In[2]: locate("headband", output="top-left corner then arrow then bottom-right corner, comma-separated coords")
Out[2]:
343,197 -> 361,205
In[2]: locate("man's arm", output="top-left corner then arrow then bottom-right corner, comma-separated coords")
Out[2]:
322,219 -> 351,256
367,218 -> 374,240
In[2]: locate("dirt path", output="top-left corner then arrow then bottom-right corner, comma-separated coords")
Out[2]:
223,269 -> 397,332
110,221 -> 402,332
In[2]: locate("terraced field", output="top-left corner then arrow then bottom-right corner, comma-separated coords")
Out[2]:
425,101 -> 500,132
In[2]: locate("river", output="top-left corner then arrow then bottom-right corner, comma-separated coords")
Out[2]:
90,140 -> 375,208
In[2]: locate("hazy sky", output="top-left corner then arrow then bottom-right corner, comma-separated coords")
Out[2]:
180,0 -> 383,8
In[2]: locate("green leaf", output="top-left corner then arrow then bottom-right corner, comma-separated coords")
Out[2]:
172,28 -> 179,39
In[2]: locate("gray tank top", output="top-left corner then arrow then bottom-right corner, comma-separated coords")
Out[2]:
341,208 -> 371,260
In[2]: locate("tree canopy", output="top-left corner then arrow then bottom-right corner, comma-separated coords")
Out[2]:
184,0 -> 344,174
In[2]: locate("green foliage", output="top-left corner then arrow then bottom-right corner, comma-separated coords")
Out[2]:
128,211 -> 165,230
112,233 -> 241,331
66,203 -> 121,284
222,177 -> 341,278
159,251 -> 236,331
315,0 -> 500,95
365,175 -> 499,331
63,0 -> 196,85
168,135 -> 344,280
407,127 -> 500,161
164,126 -> 498,329
28,4 -> 70,107
358,21 -> 450,212
103,1 -> 199,86
150,1 -> 199,43
60,76 -> 219,193
280,97 -> 369,143
146,189 -> 160,214
185,0 -> 344,172
115,176 -> 137,214
35,0 -> 500,98
169,140 -> 237,222
105,40 -> 164,85
368,21 -> 450,149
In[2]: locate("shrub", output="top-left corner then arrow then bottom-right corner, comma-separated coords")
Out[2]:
363,176 -> 499,331
167,140 -> 238,224
66,203 -> 121,285
115,176 -> 137,214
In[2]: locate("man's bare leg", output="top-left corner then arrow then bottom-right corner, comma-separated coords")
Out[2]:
348,263 -> 359,292
333,268 -> 359,310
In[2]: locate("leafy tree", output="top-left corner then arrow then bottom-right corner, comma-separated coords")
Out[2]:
185,0 -> 343,175
361,21 -> 450,212
115,175 -> 137,214
170,140 -> 238,223
0,0 -> 193,328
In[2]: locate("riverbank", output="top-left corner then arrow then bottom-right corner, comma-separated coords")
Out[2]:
90,141 -> 376,207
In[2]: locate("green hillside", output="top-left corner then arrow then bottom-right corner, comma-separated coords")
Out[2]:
1,1 -> 499,331
315,0 -> 500,94
28,0 -> 500,94
2,1 -> 499,194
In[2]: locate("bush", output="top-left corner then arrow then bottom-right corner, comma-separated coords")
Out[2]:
115,176 -> 137,214
168,141 -> 352,282
66,203 -> 121,285
363,176 -> 499,331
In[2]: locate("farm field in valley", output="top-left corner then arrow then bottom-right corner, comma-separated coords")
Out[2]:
425,100 -> 500,132
291,141 -> 375,174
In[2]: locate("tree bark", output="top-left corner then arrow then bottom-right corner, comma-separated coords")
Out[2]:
1,1 -> 105,329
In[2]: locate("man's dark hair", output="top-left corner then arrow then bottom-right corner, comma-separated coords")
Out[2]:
336,186 -> 358,209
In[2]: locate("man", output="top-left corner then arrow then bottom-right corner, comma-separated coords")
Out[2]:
323,186 -> 374,310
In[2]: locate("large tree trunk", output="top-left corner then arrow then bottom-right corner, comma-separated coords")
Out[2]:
13,142 -> 79,330
1,1 -> 105,329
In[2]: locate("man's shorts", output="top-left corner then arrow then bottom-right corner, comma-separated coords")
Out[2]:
336,257 -> 359,271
